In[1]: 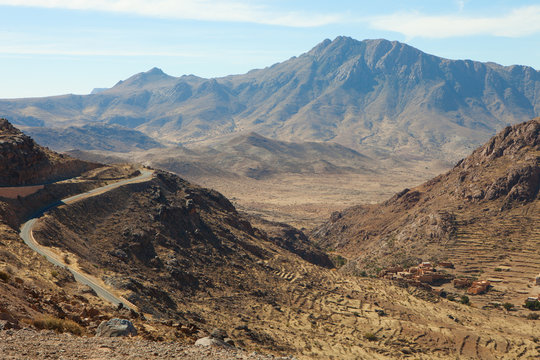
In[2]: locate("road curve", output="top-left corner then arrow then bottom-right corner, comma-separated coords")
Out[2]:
19,169 -> 154,311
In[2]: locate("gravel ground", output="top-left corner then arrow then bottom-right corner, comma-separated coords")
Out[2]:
0,329 -> 295,360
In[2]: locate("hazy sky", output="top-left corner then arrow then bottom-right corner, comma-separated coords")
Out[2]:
1,0 -> 539,98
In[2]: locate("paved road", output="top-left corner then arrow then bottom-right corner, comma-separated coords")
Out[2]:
19,169 -> 154,311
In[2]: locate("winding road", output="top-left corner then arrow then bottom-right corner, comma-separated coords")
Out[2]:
19,169 -> 154,311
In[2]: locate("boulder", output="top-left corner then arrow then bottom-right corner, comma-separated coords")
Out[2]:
194,336 -> 230,347
95,318 -> 137,337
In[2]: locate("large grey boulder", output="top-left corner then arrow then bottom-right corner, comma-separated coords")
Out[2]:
195,328 -> 232,347
194,336 -> 230,347
95,318 -> 137,337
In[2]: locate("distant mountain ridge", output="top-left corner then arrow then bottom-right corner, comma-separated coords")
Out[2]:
1,37 -> 538,161
23,123 -> 163,152
73,131 -> 376,180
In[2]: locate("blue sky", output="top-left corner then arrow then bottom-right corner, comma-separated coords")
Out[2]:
1,0 -> 539,98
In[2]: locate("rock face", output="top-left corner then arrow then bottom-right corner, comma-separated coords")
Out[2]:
311,118 -> 540,274
95,318 -> 137,337
2,37 -> 539,162
0,118 -> 99,186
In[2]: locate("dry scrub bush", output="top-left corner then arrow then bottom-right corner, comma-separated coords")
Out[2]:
32,315 -> 84,335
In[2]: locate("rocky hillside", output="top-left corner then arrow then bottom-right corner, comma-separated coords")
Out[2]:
0,118 -> 98,186
0,119 -> 153,338
312,118 -> 539,298
1,37 -> 538,162
33,169 -> 333,317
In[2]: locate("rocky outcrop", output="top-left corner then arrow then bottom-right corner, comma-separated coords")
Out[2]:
0,119 -> 99,186
246,215 -> 334,268
486,164 -> 540,203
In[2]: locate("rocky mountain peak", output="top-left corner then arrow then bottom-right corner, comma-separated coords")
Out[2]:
146,67 -> 166,75
0,118 -> 23,136
458,118 -> 539,169
307,36 -> 365,62
110,67 -> 175,91
307,37 -> 419,66
448,118 -> 540,207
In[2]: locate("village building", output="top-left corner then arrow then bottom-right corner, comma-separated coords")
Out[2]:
467,280 -> 491,295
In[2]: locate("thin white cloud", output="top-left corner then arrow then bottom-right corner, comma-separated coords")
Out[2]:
370,5 -> 540,38
455,0 -> 466,12
0,0 -> 342,27
0,30 -> 204,57
0,47 -> 204,57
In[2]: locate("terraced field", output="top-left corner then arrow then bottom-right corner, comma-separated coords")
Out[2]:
247,255 -> 540,359
444,200 -> 540,306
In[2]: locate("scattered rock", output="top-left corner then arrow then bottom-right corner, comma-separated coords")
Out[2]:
210,328 -> 227,340
0,320 -> 19,330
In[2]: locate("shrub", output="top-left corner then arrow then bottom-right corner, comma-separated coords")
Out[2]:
524,299 -> 540,311
364,332 -> 377,341
447,294 -> 455,302
51,270 -> 58,278
331,255 -> 347,268
32,316 -> 84,335
460,295 -> 470,305
526,313 -> 539,320
0,270 -> 10,282
503,302 -> 514,311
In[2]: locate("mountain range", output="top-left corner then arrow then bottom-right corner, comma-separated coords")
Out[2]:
1,36 -> 538,162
